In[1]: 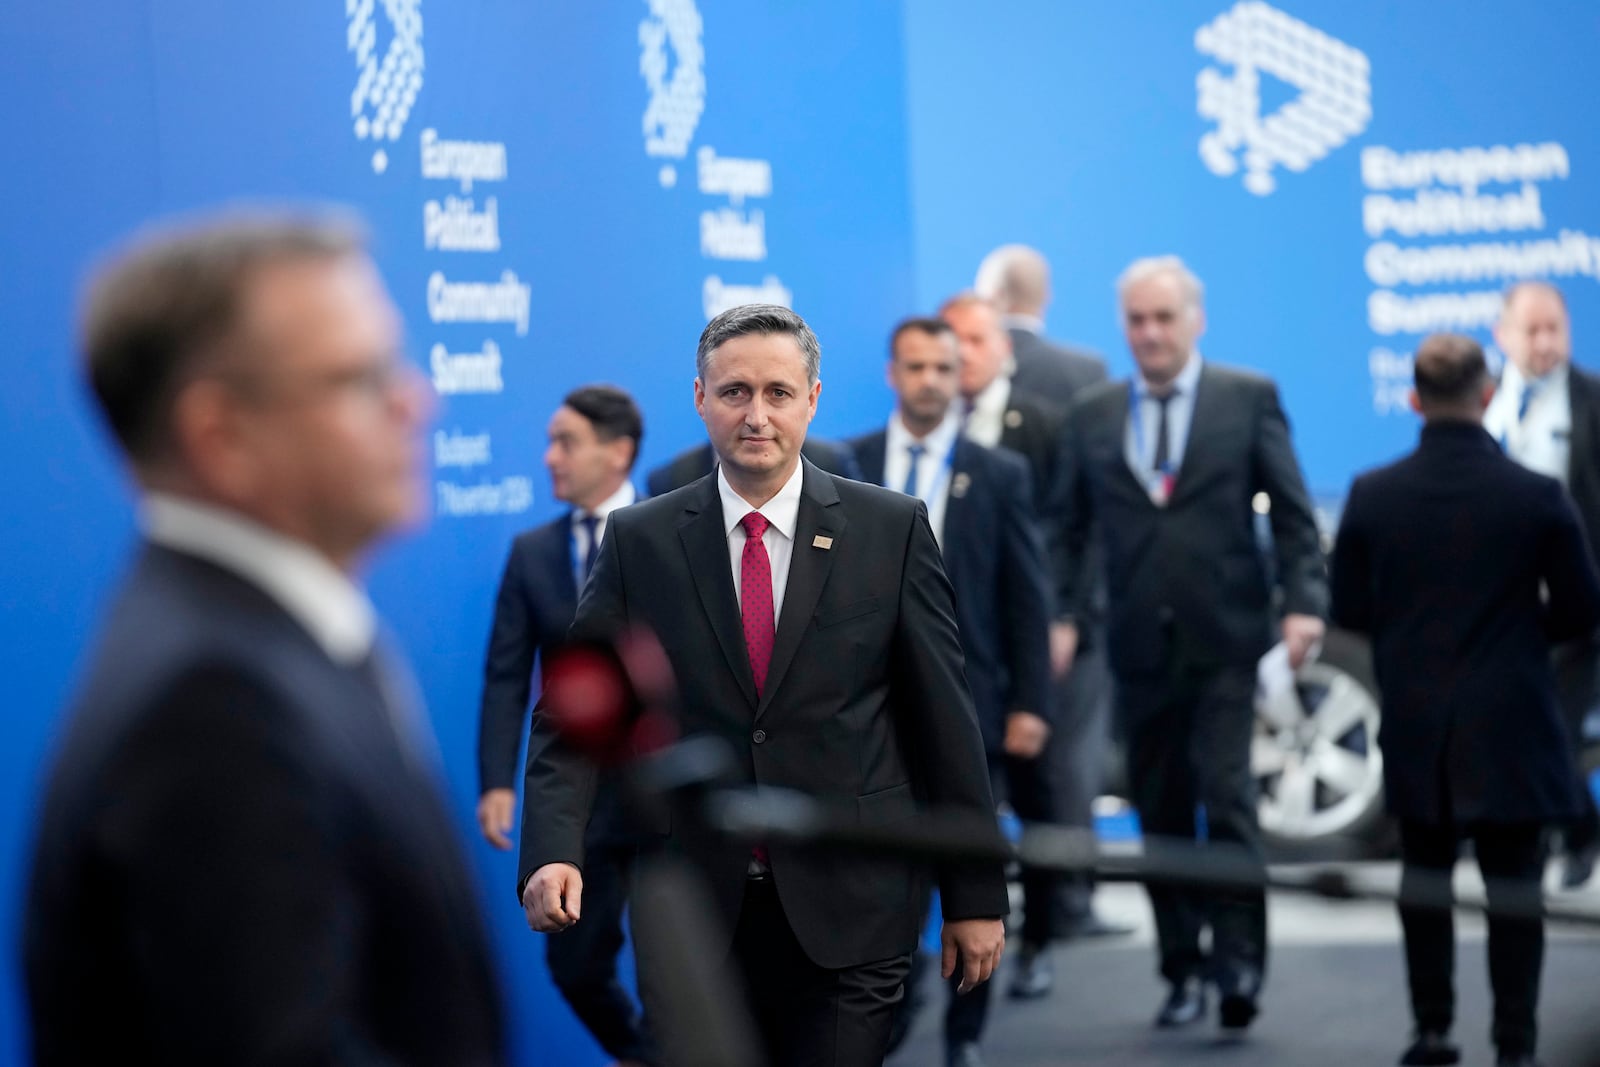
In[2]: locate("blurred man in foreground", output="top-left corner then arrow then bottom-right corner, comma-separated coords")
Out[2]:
1332,332 -> 1600,1067
24,211 -> 505,1064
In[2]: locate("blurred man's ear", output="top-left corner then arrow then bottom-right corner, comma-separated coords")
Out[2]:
1408,389 -> 1423,416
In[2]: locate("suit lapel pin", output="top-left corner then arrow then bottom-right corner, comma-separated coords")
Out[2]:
812,534 -> 834,550
951,472 -> 971,498
1004,409 -> 1023,429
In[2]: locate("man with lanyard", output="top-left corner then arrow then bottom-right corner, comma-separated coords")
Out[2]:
850,316 -> 1053,1067
478,384 -> 652,1066
1484,280 -> 1600,890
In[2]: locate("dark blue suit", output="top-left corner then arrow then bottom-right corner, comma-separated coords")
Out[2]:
26,545 -> 505,1065
480,512 -> 647,1061
853,429 -> 1055,1049
1331,421 -> 1600,1058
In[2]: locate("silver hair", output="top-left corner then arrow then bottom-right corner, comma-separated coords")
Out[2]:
1116,255 -> 1205,312
696,303 -> 821,384
974,244 -> 1050,313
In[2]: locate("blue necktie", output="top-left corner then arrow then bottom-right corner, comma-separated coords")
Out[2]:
902,443 -> 926,497
579,514 -> 600,582
1518,381 -> 1538,423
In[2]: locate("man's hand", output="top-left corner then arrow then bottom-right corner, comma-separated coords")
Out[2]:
1003,711 -> 1050,760
941,918 -> 1006,995
1282,613 -> 1326,670
476,788 -> 516,850
522,862 -> 583,932
1049,621 -> 1079,679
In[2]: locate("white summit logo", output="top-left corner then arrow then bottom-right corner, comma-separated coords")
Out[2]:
348,0 -> 425,175
639,0 -> 705,188
1195,1 -> 1370,196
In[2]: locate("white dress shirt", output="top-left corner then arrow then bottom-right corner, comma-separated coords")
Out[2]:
570,481 -> 637,583
142,492 -> 375,664
718,459 -> 805,619
963,374 -> 1013,448
883,410 -> 961,547
1125,352 -> 1204,495
1485,360 -> 1571,485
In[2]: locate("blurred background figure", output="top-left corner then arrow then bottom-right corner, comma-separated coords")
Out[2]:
940,291 -> 1072,998
1057,255 -> 1327,1034
1485,281 -> 1600,891
23,211 -> 506,1065
976,243 -> 1130,943
851,316 -> 1053,1067
1331,332 -> 1600,1067
477,384 -> 652,1066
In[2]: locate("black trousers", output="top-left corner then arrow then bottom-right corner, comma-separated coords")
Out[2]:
1553,637 -> 1600,853
545,838 -> 651,1062
731,878 -> 911,1067
1047,633 -> 1115,922
989,750 -> 1060,950
1120,664 -> 1266,990
1398,820 -> 1547,1059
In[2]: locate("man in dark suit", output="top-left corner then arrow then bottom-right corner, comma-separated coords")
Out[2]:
644,436 -> 862,496
1330,332 -> 1600,1067
1057,256 -> 1327,1032
23,213 -> 505,1064
478,385 -> 649,1064
940,290 -> 1075,995
521,303 -> 1009,1067
975,245 -> 1130,944
849,316 -> 1052,1067
1484,281 -> 1600,890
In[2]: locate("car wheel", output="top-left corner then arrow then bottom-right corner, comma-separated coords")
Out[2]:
1253,629 -> 1391,858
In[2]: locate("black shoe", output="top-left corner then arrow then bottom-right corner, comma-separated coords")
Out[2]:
1155,977 -> 1206,1028
1399,1030 -> 1461,1065
1008,945 -> 1055,999
1562,843 -> 1597,889
947,1040 -> 986,1067
1495,1054 -> 1541,1067
1060,910 -> 1136,939
1217,966 -> 1261,1032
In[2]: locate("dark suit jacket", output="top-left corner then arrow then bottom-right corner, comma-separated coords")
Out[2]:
25,545 -> 504,1066
479,513 -> 630,847
1564,363 -> 1600,554
1008,327 -> 1108,408
990,390 -> 1082,623
1330,422 -> 1600,824
1060,362 -> 1327,679
520,460 -> 1009,970
851,430 -> 1053,752
644,437 -> 862,497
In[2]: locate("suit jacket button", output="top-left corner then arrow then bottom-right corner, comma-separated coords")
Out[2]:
752,729 -> 767,744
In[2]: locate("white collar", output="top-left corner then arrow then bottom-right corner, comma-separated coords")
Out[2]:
1137,351 -> 1204,397
717,458 -> 805,541
1502,359 -> 1568,394
141,492 -> 376,664
573,480 -> 637,522
970,373 -> 1012,418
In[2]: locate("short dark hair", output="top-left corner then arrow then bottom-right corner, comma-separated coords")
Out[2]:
563,384 -> 644,470
81,210 -> 365,464
696,303 -> 820,384
888,316 -> 953,358
1413,332 -> 1489,405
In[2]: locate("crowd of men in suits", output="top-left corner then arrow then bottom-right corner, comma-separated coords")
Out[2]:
21,207 -> 1600,1067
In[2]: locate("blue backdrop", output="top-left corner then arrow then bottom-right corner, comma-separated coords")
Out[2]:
2,2 -> 1595,1063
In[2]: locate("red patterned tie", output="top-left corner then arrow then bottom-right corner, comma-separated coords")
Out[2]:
740,511 -> 775,696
